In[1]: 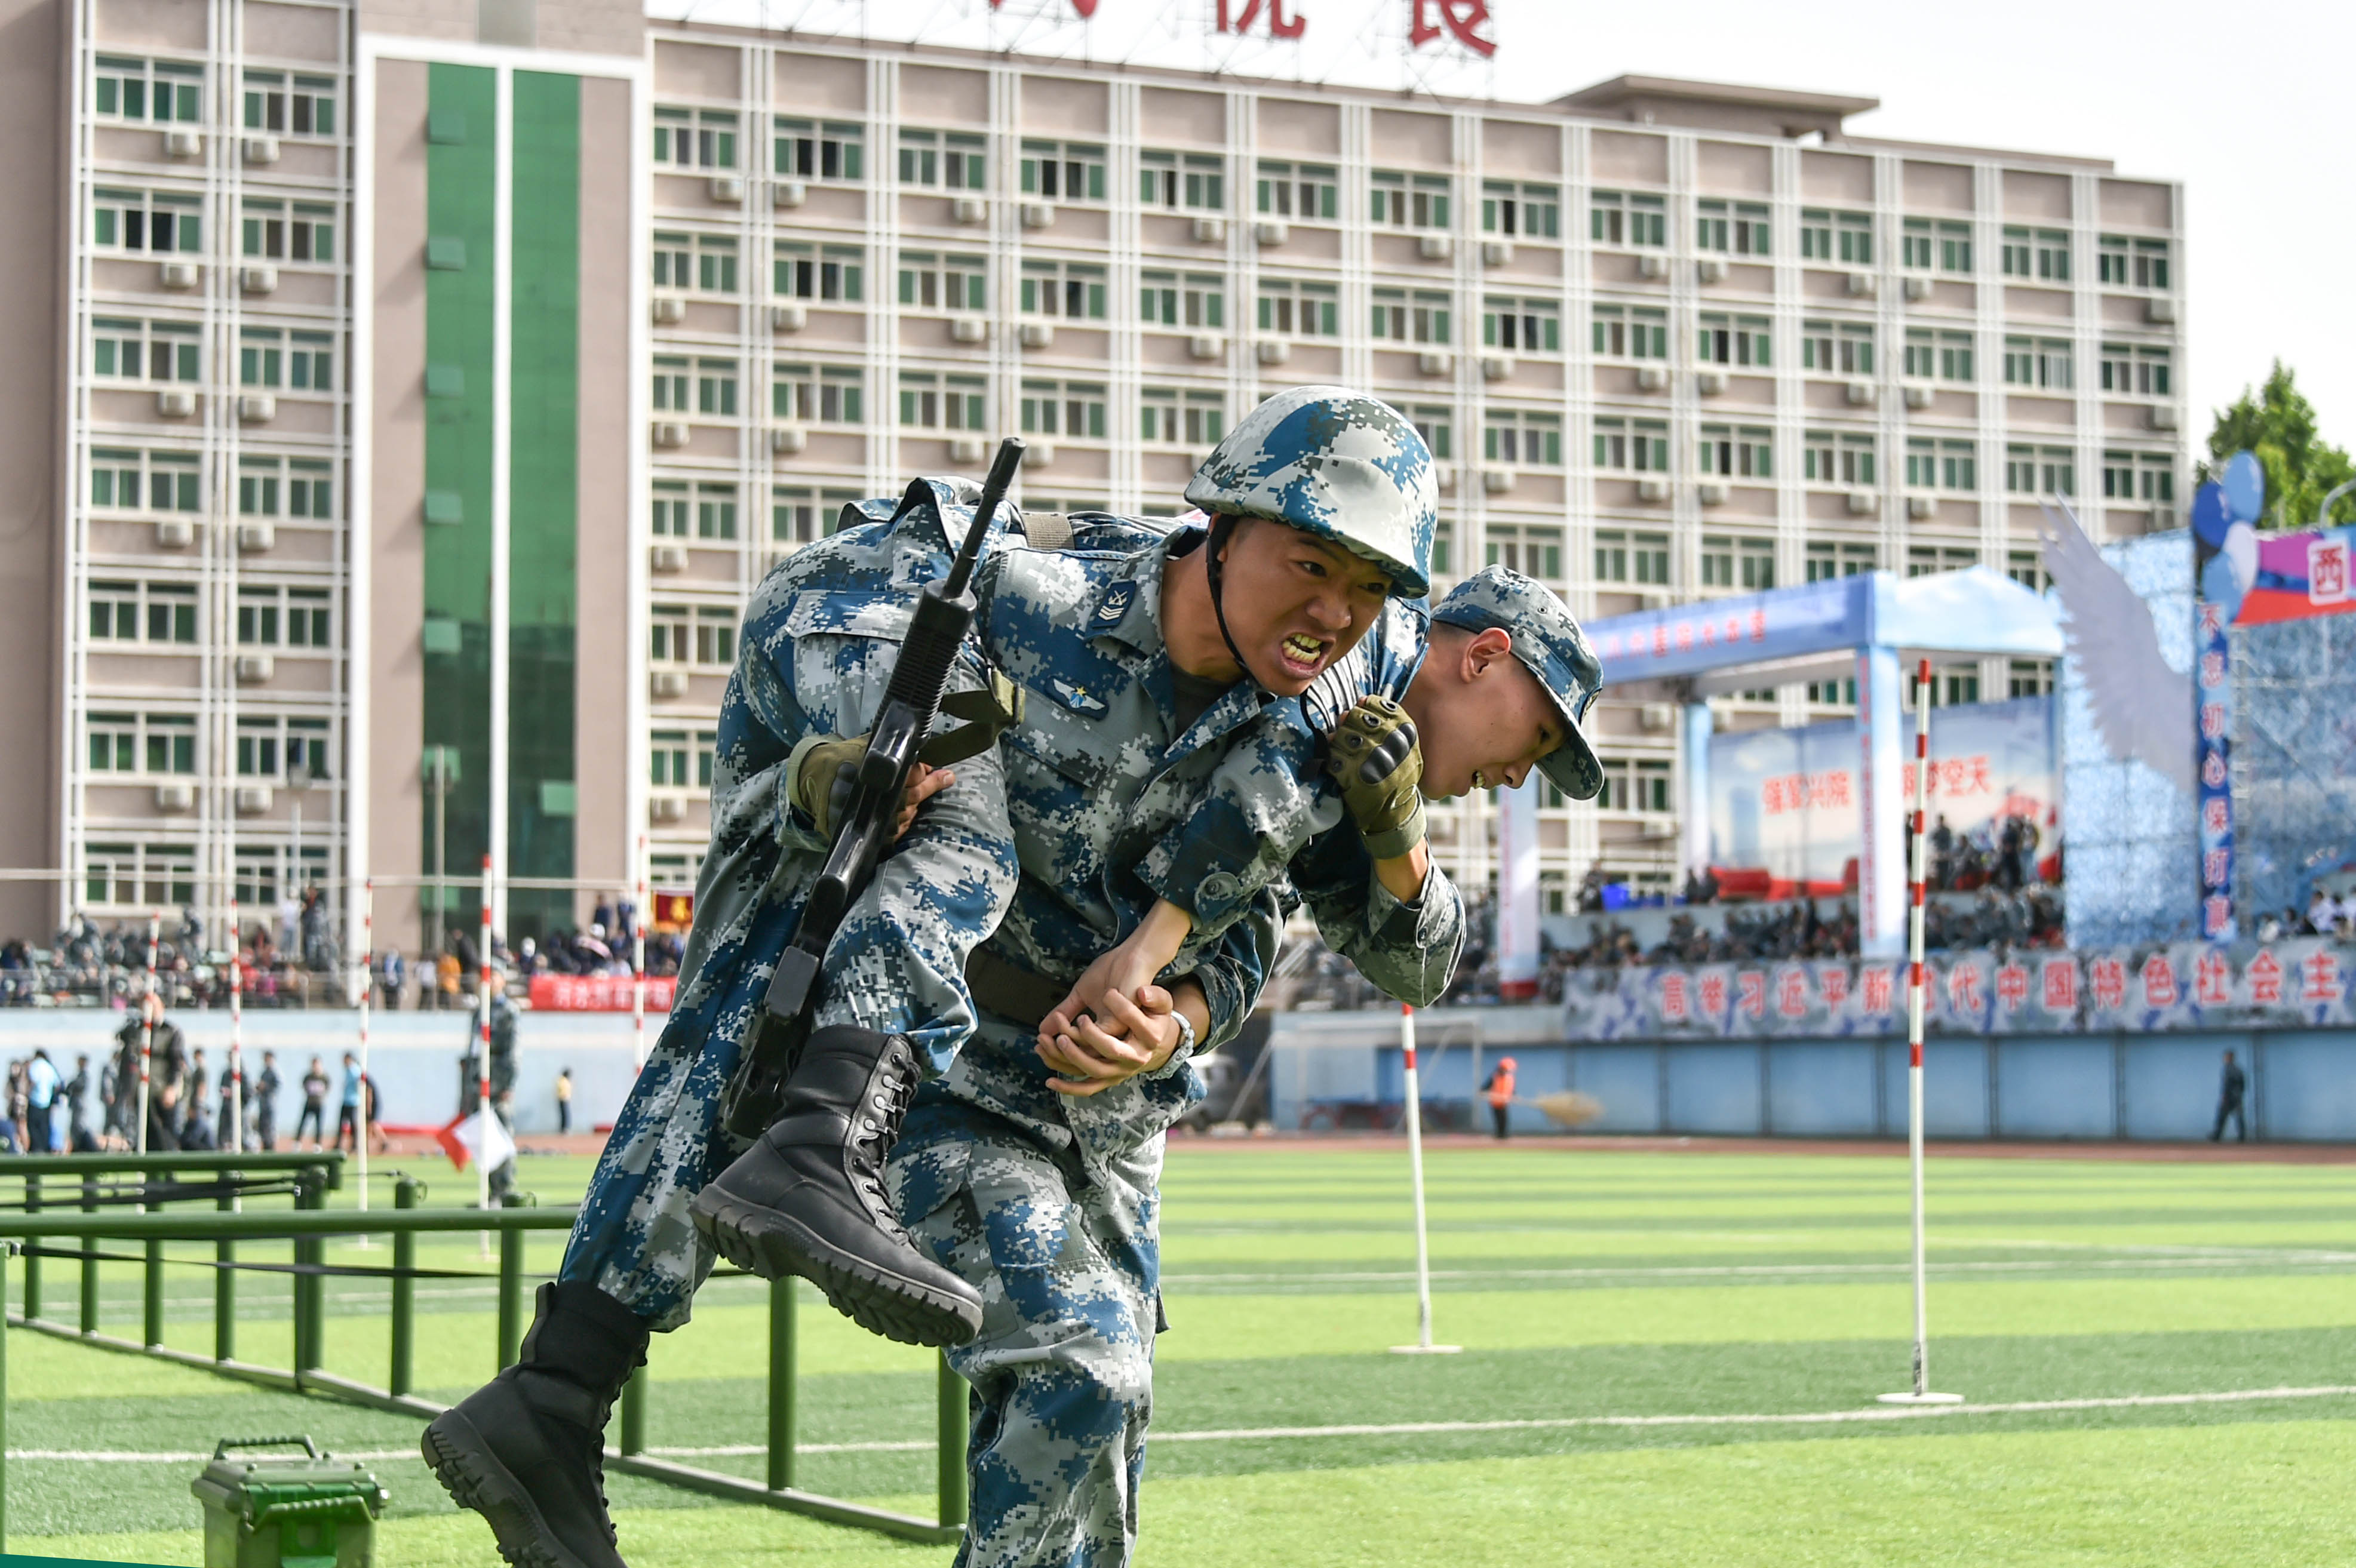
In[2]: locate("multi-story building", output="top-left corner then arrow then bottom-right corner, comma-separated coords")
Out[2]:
0,1 -> 2185,958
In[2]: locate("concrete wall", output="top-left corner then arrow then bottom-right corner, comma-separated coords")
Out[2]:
1270,1004 -> 2351,1141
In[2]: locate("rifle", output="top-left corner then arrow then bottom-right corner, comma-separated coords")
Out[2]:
720,438 -> 1027,1139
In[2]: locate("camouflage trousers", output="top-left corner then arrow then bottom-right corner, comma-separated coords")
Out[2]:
890,1084 -> 1165,1568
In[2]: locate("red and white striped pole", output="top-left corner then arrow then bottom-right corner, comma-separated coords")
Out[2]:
1390,1003 -> 1458,1355
478,854 -> 494,1238
135,912 -> 158,1154
355,880 -> 373,1219
228,899 -> 244,1170
1881,659 -> 1959,1405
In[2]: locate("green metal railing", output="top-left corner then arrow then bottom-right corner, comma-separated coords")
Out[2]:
0,1155 -> 968,1549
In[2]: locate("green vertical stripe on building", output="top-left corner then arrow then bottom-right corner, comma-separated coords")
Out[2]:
507,71 -> 582,938
422,63 -> 498,928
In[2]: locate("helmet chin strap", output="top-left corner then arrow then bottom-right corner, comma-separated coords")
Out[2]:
1202,513 -> 1270,694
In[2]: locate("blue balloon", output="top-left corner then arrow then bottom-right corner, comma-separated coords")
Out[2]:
2200,552 -> 2244,621
2222,450 -> 2266,524
2191,482 -> 2233,547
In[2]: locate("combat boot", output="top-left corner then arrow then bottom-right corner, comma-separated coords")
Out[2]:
690,1024 -> 982,1347
423,1279 -> 647,1568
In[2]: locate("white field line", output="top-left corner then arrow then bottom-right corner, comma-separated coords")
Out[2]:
16,1384 -> 2356,1463
1163,1253 -> 2356,1288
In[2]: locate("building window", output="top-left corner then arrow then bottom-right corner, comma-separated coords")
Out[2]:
1907,545 -> 1979,579
1590,190 -> 1666,247
1481,182 -> 1559,238
901,251 -> 987,312
2001,226 -> 2070,282
2003,337 -> 2075,391
1697,313 -> 1770,368
239,198 -> 335,263
1372,288 -> 1452,345
1139,388 -> 1225,447
90,449 -> 199,512
1801,432 -> 1878,487
2005,550 -> 2051,592
1903,328 -> 1976,383
681,359 -> 735,417
654,106 -> 736,170
84,842 -> 198,908
1805,542 -> 1878,582
1799,208 -> 1872,265
1905,438 -> 1977,492
1485,525 -> 1564,582
899,371 -> 986,432
1593,530 -> 1670,585
1020,259 -> 1107,319
2008,659 -> 2055,698
1592,303 -> 1668,361
774,118 -> 864,181
1695,199 -> 1770,256
652,479 -> 689,538
773,364 -> 864,425
1483,410 -> 1562,467
89,580 -> 196,644
694,482 -> 738,541
1019,380 -> 1107,440
2097,235 -> 2172,290
94,56 -> 202,122
650,728 -> 690,788
1697,425 -> 1772,480
770,486 -> 862,548
1800,320 -> 1873,376
242,69 -> 336,137
2004,445 -> 2075,497
1140,271 -> 1224,330
694,608 -> 736,667
1598,758 -> 1675,814
1902,217 -> 1973,273
1700,535 -> 1775,592
1369,170 -> 1451,229
1408,405 -> 1452,461
2099,344 -> 2173,398
87,711 -> 195,775
238,328 -> 333,392
1483,297 -> 1560,353
94,188 -> 202,253
1257,278 -> 1338,337
234,717 -> 330,781
1592,417 -> 1670,474
1139,149 -> 1226,211
1020,139 -> 1105,202
93,319 -> 199,383
773,241 -> 862,303
2101,452 -> 2175,504
898,128 -> 986,189
653,232 -> 736,293
235,456 -> 332,520
1256,160 -> 1337,219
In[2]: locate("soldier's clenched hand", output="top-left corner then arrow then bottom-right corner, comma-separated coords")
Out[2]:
791,734 -> 956,840
1324,694 -> 1426,861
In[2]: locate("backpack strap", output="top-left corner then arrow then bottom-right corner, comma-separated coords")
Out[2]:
1019,510 -> 1073,551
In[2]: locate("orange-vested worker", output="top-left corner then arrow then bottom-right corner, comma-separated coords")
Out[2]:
1480,1056 -> 1517,1140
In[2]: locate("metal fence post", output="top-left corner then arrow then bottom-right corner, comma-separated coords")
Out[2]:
2,1242 -> 12,1554
79,1177 -> 97,1335
22,1173 -> 40,1324
767,1277 -> 796,1491
142,1177 -> 164,1351
391,1176 -> 419,1397
293,1167 -> 324,1379
936,1353 -> 967,1530
214,1178 -> 235,1363
496,1223 -> 523,1372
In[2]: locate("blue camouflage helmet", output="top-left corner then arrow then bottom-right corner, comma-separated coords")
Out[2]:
1431,565 -> 1605,801
1182,385 -> 1437,598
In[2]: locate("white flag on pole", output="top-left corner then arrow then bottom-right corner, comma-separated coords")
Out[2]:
438,1106 -> 514,1173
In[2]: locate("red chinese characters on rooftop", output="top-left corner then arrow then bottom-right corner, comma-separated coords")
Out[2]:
1409,0 -> 1497,54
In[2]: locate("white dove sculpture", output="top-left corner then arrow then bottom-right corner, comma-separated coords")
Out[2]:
2038,500 -> 2194,797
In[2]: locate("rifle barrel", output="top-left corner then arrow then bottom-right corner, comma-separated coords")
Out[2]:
944,438 -> 1027,599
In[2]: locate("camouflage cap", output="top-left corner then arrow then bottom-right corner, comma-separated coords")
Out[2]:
1430,565 -> 1605,801
1182,385 -> 1437,598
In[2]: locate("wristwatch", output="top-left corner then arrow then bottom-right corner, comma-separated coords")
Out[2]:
1147,1004 -> 1196,1077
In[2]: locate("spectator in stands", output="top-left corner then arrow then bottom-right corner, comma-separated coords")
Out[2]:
2311,888 -> 2345,939
437,951 -> 464,1011
2211,1050 -> 2249,1143
379,948 -> 406,1010
295,1055 -> 330,1149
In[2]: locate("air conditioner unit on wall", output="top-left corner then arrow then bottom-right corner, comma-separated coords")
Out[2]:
1907,494 -> 1937,519
234,654 -> 274,684
164,129 -> 201,159
649,795 -> 686,824
1191,216 -> 1225,244
1639,819 -> 1679,840
1482,468 -> 1515,495
1695,369 -> 1727,396
236,522 -> 275,552
950,315 -> 988,344
1696,257 -> 1728,284
2148,404 -> 2180,431
1418,234 -> 1452,261
950,436 -> 986,463
708,174 -> 744,204
1025,441 -> 1056,469
153,781 -> 195,813
1846,490 -> 1879,517
769,303 -> 807,332
768,426 -> 806,455
1846,381 -> 1878,407
2145,296 -> 2178,325
1418,352 -> 1452,377
1254,220 -> 1289,247
1481,355 -> 1514,382
1256,339 -> 1290,365
1903,275 -> 1933,302
153,518 -> 195,549
952,196 -> 987,225
242,136 -> 279,165
155,389 -> 196,418
1018,321 -> 1055,350
240,266 -> 277,294
1188,334 -> 1224,362
238,394 -> 276,423
772,179 -> 807,208
1635,364 -> 1669,392
1903,383 -> 1934,410
651,295 -> 686,324
652,421 -> 687,449
650,543 -> 687,573
1846,272 -> 1878,298
1019,202 -> 1055,229
159,260 -> 199,290
650,669 -> 689,700
1640,703 -> 1677,733
1636,476 -> 1671,503
1637,252 -> 1668,279
1481,240 -> 1513,267
1697,481 -> 1728,505
234,785 -> 273,815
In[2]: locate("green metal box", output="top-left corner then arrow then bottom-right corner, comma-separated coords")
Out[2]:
190,1437 -> 388,1568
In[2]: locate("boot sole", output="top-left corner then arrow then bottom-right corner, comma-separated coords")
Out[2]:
422,1409 -> 610,1568
691,1188 -> 982,1349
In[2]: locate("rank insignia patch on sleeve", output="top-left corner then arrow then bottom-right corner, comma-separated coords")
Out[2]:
1093,582 -> 1136,625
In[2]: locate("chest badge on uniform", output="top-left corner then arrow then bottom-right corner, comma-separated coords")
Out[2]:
1094,582 -> 1136,625
1049,679 -> 1107,715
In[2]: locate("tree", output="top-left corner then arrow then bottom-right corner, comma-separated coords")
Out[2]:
2200,361 -> 2356,528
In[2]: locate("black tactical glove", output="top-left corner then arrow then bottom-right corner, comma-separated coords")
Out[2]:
1325,695 -> 1426,861
791,735 -> 868,839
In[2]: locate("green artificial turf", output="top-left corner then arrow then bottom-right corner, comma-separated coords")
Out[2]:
7,1145 -> 2354,1564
